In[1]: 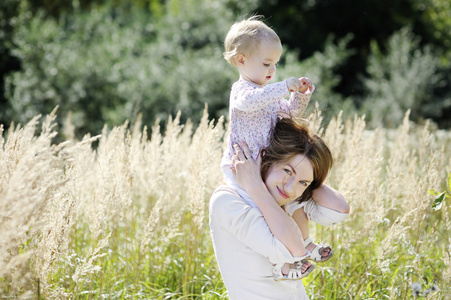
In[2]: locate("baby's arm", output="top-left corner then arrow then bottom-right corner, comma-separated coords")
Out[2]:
312,184 -> 350,214
232,80 -> 290,111
288,184 -> 349,262
282,77 -> 315,117
285,77 -> 313,93
287,184 -> 349,226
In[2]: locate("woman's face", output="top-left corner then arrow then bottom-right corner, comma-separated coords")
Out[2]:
263,154 -> 314,206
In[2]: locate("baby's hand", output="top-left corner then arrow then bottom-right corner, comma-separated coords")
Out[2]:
286,77 -> 301,92
299,77 -> 313,94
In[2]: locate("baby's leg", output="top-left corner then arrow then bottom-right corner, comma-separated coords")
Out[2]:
311,184 -> 350,215
273,210 -> 313,280
292,207 -> 331,260
279,217 -> 311,276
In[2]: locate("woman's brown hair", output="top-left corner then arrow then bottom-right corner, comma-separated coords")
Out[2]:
261,117 -> 333,203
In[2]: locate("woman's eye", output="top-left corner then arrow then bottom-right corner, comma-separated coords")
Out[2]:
300,181 -> 307,187
284,169 -> 292,175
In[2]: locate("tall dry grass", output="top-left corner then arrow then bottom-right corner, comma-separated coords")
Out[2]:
0,107 -> 450,299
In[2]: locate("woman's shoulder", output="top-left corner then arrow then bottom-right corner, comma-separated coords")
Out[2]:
209,185 -> 257,227
211,185 -> 240,202
209,185 -> 245,212
214,184 -> 238,193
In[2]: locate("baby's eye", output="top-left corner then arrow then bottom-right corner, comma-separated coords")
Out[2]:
263,63 -> 270,67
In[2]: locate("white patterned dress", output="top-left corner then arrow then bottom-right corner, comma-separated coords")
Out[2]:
220,79 -> 314,188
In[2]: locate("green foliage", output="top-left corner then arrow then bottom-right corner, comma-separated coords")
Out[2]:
422,0 -> 451,61
4,1 -> 235,136
361,28 -> 439,128
4,0 -> 354,137
429,173 -> 451,211
2,0 -> 451,134
0,0 -> 24,124
275,34 -> 356,123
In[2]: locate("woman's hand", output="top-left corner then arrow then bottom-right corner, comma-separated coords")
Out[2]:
231,142 -> 264,192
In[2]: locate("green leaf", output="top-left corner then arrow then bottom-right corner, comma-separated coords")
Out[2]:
432,192 -> 445,211
428,189 -> 438,196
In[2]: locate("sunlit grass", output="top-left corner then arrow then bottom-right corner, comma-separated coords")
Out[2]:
1,108 -> 450,299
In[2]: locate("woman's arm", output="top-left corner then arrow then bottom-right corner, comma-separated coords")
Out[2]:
232,143 -> 306,257
209,186 -> 296,265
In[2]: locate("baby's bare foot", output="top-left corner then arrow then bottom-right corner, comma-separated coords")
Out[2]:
295,261 -> 312,273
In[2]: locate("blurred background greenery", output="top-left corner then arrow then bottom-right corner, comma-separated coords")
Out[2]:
1,0 -> 450,138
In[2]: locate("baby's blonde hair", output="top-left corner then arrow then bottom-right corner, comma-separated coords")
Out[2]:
223,16 -> 281,67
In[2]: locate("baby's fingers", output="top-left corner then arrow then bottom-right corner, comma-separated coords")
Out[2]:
300,77 -> 313,89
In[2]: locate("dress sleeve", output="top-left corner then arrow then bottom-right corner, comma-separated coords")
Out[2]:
279,84 -> 315,117
210,187 -> 296,265
232,81 -> 290,112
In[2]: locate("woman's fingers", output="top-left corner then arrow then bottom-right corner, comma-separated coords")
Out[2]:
233,142 -> 251,161
230,154 -> 238,172
256,151 -> 263,164
233,144 -> 245,160
240,142 -> 252,160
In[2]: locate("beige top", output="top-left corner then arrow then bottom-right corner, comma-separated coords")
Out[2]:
209,185 -> 310,300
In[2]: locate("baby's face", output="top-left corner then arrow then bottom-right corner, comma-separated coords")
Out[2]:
238,39 -> 282,86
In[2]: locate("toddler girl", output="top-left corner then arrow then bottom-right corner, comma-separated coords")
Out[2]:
221,16 -> 317,280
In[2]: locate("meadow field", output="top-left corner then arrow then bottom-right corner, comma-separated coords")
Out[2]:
1,107 -> 450,299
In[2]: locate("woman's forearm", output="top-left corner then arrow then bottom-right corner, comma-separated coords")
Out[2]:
246,181 -> 305,257
231,143 -> 305,257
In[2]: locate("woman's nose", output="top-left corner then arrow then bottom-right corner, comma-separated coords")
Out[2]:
284,180 -> 303,198
284,179 -> 296,196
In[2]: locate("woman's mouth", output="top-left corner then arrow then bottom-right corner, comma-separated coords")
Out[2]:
277,186 -> 289,199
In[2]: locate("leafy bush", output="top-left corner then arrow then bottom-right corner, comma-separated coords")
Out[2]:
4,4 -> 225,136
277,34 -> 356,122
360,27 -> 440,128
4,0 -> 354,137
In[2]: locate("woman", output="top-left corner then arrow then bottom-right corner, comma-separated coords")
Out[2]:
209,118 -> 349,299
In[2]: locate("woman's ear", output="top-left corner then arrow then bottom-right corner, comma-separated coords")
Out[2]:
236,54 -> 245,66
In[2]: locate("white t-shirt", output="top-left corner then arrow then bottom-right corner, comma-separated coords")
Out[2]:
209,185 -> 310,300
